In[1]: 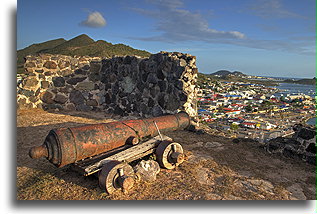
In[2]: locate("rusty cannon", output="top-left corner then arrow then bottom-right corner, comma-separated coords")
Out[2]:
29,112 -> 190,194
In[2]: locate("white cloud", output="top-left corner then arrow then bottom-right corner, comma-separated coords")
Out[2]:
80,11 -> 106,28
248,0 -> 305,19
129,0 -> 314,55
130,0 -> 245,42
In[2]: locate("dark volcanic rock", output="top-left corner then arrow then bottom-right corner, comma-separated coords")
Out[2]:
267,138 -> 286,153
89,72 -> 100,82
23,77 -> 38,89
65,103 -> 76,111
142,72 -> 148,83
20,89 -> 34,97
44,71 -> 52,76
59,84 -> 74,93
90,62 -> 101,73
43,61 -> 57,69
266,126 -> 316,165
156,69 -> 165,80
112,82 -> 120,95
25,62 -> 36,68
75,81 -> 95,91
158,94 -> 166,109
148,97 -> 155,108
76,104 -> 92,111
38,74 -> 45,80
104,93 -> 112,104
29,96 -> 39,103
147,73 -> 158,84
41,81 -> 50,89
297,127 -> 315,140
306,143 -> 316,153
109,74 -> 117,83
58,60 -> 70,69
40,91 -> 54,104
66,77 -> 87,85
52,77 -> 65,87
123,56 -> 132,64
137,81 -> 145,92
54,93 -> 68,104
35,88 -> 41,96
158,80 -> 167,92
42,103 -> 63,111
151,105 -> 163,117
165,94 -> 180,111
140,103 -> 148,115
175,80 -> 183,89
75,69 -> 87,75
150,86 -> 160,99
86,99 -> 98,106
104,83 -> 111,90
58,69 -> 73,77
81,65 -> 90,70
114,105 -> 125,116
69,90 -> 85,105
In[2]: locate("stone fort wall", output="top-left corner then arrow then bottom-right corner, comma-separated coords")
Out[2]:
17,52 -> 198,118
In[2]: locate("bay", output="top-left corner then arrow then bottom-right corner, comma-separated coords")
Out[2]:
274,82 -> 316,98
306,117 -> 316,126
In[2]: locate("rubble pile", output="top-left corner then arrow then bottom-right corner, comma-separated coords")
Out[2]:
266,125 -> 316,164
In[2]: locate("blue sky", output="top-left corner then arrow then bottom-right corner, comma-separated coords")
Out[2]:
17,0 -> 316,78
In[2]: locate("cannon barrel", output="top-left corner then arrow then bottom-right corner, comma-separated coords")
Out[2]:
29,112 -> 190,167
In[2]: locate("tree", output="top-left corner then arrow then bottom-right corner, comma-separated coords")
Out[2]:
230,123 -> 239,132
245,105 -> 252,112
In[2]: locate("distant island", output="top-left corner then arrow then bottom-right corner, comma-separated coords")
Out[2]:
283,78 -> 316,86
17,34 -> 151,73
210,70 -> 246,77
207,70 -> 316,86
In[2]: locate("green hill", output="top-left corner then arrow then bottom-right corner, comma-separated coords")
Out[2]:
283,78 -> 316,85
17,34 -> 151,73
17,38 -> 66,73
40,34 -> 95,55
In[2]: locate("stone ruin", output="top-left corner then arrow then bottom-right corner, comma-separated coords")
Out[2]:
265,125 -> 316,165
17,52 -> 198,118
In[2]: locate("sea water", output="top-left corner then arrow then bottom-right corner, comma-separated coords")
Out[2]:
274,82 -> 316,98
306,117 -> 316,126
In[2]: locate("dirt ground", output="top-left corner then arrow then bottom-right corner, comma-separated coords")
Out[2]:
17,109 -> 316,200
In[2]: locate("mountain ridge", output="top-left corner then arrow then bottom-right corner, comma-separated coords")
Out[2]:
17,34 -> 151,73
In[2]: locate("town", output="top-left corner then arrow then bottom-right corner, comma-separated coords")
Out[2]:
197,74 -> 315,142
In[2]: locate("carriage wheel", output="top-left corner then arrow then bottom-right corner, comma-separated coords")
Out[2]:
98,160 -> 135,194
156,141 -> 184,169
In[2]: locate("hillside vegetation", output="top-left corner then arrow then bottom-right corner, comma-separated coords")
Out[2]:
283,78 -> 316,85
17,34 -> 151,73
